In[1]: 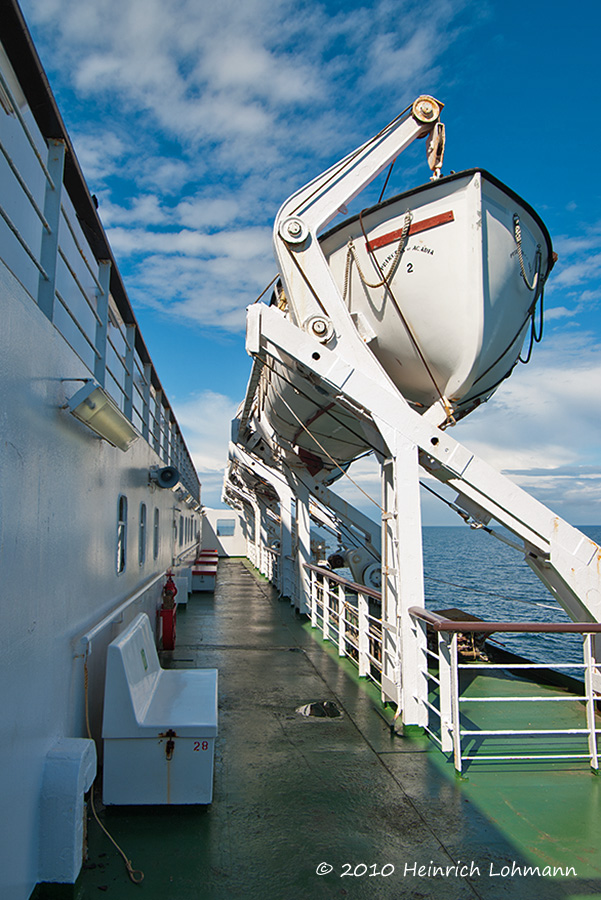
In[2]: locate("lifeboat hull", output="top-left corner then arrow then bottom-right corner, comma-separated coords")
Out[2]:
319,169 -> 553,418
259,169 -> 553,476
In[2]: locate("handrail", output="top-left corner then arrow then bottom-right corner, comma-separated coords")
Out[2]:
409,607 -> 601,634
0,17 -> 201,501
79,571 -> 166,654
412,606 -> 601,772
304,562 -> 382,601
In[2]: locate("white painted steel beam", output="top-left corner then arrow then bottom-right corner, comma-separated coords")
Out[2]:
234,97 -> 601,718
37,139 -> 65,321
247,302 -> 601,702
93,260 -> 111,388
273,100 -> 443,336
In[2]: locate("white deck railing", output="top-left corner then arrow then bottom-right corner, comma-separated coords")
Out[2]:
0,64 -> 199,498
304,563 -> 384,684
409,608 -> 601,773
247,540 -> 279,587
297,561 -> 601,771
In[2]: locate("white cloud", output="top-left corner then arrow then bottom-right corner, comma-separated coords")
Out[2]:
544,305 -> 579,321
138,158 -> 196,194
22,0 -> 480,338
20,0 -> 600,532
175,197 -> 240,230
174,389 -> 239,471
69,131 -> 126,185
552,252 -> 601,288
106,224 -> 271,258
443,332 -> 601,523
25,0 -> 471,177
97,194 -> 168,228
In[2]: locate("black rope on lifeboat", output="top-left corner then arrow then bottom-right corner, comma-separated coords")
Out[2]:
518,284 -> 545,364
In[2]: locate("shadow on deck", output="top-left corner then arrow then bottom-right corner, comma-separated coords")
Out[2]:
37,558 -> 601,900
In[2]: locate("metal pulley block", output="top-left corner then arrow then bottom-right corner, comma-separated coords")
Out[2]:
412,95 -> 443,124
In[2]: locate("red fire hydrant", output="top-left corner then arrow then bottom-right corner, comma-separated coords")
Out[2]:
160,572 -> 178,650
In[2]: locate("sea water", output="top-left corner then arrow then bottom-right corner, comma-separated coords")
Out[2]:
322,524 -> 601,674
422,525 -> 601,671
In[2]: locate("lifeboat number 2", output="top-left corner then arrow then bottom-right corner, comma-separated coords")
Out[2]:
193,741 -> 209,751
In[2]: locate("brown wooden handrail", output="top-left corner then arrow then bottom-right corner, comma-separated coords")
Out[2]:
303,563 -> 383,601
409,607 -> 601,634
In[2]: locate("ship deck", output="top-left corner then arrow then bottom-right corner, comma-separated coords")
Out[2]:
39,558 -> 601,900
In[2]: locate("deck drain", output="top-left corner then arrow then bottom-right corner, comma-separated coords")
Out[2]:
296,700 -> 342,718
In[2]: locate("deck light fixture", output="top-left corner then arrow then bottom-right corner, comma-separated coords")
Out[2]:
66,381 -> 139,451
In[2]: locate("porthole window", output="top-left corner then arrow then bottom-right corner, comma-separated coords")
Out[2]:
116,495 -> 128,574
139,503 -> 147,565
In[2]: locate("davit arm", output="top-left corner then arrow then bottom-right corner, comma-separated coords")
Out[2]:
273,96 -> 445,342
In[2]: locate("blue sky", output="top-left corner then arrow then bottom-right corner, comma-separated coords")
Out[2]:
21,0 -> 601,525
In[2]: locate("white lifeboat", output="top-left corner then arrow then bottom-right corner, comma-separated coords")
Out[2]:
255,169 -> 554,479
319,168 -> 554,420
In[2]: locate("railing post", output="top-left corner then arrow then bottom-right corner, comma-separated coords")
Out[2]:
279,490 -> 295,601
168,422 -> 175,467
162,411 -> 170,463
251,500 -> 261,574
380,457 -> 400,706
37,139 -> 66,321
93,260 -> 111,387
123,324 -> 135,420
438,630 -> 453,753
409,613 -> 429,729
338,584 -> 345,657
449,633 -> 462,773
379,440 -> 426,720
153,390 -> 162,454
259,505 -> 269,578
358,591 -> 370,677
322,576 -> 330,640
141,363 -> 152,440
309,568 -> 317,627
584,633 -> 599,771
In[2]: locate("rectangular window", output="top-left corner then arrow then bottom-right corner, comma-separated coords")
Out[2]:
153,508 -> 160,559
216,519 -> 236,537
116,495 -> 127,574
139,503 -> 147,565
179,515 -> 183,547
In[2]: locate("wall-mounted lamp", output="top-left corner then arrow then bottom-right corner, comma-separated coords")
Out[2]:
66,381 -> 139,451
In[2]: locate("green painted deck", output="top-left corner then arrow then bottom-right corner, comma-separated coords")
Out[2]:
38,559 -> 601,899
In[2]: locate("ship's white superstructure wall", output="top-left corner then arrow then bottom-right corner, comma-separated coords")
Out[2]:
202,508 -> 248,556
0,253 -> 200,900
0,10 -> 202,898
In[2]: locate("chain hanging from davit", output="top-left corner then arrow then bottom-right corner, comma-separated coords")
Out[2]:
342,210 -> 413,302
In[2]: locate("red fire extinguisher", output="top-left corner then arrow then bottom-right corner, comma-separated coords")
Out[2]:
160,572 -> 178,650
